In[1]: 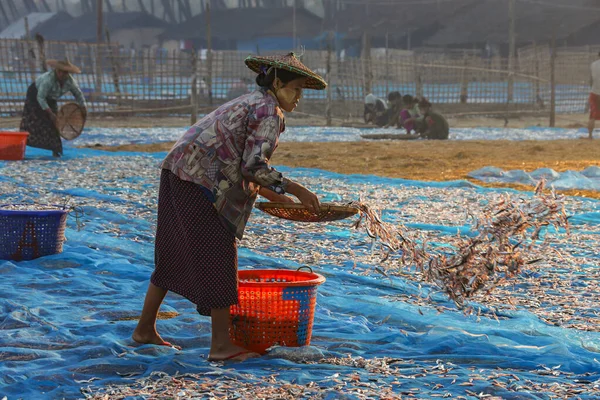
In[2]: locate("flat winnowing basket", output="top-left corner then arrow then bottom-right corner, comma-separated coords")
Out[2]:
57,102 -> 86,140
256,202 -> 358,222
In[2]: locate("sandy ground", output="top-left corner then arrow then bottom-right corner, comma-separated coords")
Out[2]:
78,112 -> 589,129
4,112 -> 596,198
91,137 -> 600,200
0,112 -> 585,129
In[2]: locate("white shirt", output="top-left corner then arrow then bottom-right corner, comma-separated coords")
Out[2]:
591,59 -> 600,95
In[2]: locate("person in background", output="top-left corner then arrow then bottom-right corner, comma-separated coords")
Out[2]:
364,93 -> 388,127
399,95 -> 420,134
384,91 -> 402,128
587,51 -> 600,139
132,53 -> 326,362
417,97 -> 449,140
19,58 -> 87,157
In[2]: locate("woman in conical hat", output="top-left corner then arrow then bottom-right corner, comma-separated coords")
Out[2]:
19,58 -> 87,157
133,53 -> 326,361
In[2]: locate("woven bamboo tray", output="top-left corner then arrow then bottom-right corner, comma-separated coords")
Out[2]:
256,202 -> 359,222
57,102 -> 86,140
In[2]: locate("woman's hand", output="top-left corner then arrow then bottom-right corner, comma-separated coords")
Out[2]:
46,109 -> 58,127
284,180 -> 320,214
296,187 -> 321,214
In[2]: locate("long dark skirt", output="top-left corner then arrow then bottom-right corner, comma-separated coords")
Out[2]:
151,169 -> 239,316
19,83 -> 62,155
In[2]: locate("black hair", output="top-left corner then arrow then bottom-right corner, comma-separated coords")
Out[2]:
387,91 -> 401,102
418,97 -> 432,108
256,67 -> 305,88
402,94 -> 414,104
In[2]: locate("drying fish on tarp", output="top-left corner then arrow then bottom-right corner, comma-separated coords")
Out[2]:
350,180 -> 570,306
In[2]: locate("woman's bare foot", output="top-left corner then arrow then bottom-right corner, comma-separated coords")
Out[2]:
208,343 -> 260,362
132,327 -> 180,349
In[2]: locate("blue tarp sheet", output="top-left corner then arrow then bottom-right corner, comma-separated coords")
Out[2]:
1,147 -> 600,399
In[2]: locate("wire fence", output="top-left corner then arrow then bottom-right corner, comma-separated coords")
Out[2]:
0,38 -> 595,123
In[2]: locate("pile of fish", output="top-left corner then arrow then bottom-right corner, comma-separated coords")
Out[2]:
350,180 -> 570,306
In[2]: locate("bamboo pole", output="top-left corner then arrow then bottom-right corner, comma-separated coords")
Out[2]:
35,34 -> 47,72
205,3 -> 213,106
549,35 -> 556,127
507,0 -> 515,102
534,43 -> 541,107
191,49 -> 198,124
362,31 -> 372,95
326,31 -> 332,126
24,17 -> 36,83
105,28 -> 122,107
460,51 -> 468,103
414,53 -> 423,98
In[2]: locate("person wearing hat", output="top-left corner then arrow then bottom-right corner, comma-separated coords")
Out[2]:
19,59 -> 87,157
417,97 -> 449,140
132,53 -> 326,362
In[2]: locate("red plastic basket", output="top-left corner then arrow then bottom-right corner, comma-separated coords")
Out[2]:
230,267 -> 326,354
0,131 -> 29,161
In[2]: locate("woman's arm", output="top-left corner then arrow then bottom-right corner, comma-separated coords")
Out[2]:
68,78 -> 87,109
258,187 -> 294,203
242,113 -> 321,213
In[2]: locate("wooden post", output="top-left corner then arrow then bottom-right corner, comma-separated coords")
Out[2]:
35,34 -> 47,72
326,31 -> 332,126
385,32 -> 389,95
362,31 -> 372,95
95,0 -> 103,95
534,43 -> 541,107
191,49 -> 198,125
292,0 -> 297,50
507,0 -> 515,102
585,45 -> 592,114
23,17 -> 37,83
550,35 -> 556,127
205,3 -> 213,106
460,51 -> 468,103
105,28 -> 121,107
414,52 -> 423,98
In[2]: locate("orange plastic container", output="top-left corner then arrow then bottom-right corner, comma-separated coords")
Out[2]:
230,268 -> 326,354
0,132 -> 29,161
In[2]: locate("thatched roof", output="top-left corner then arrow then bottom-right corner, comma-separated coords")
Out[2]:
36,12 -> 169,42
334,0 -> 477,39
160,7 -> 324,41
425,0 -> 600,46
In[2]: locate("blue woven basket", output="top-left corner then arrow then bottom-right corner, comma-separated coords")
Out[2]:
0,205 -> 68,261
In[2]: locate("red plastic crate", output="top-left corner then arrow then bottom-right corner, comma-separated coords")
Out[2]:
0,131 -> 29,161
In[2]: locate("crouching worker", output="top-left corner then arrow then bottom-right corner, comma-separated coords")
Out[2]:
417,97 -> 449,140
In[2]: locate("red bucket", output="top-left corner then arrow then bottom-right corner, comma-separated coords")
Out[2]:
230,267 -> 326,354
0,131 -> 29,161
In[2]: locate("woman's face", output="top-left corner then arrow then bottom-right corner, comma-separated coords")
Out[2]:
55,69 -> 69,83
274,77 -> 306,112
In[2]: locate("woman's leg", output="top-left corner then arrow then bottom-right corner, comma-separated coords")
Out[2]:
132,282 -> 169,345
208,307 -> 259,361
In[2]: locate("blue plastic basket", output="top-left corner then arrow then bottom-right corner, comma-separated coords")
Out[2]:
0,205 -> 68,261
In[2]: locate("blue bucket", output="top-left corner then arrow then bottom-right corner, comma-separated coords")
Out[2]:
0,205 -> 68,261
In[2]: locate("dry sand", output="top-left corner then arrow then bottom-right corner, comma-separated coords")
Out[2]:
90,137 -> 600,200
77,112 -> 588,129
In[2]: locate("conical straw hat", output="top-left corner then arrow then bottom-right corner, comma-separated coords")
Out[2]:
244,52 -> 326,90
46,58 -> 81,74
